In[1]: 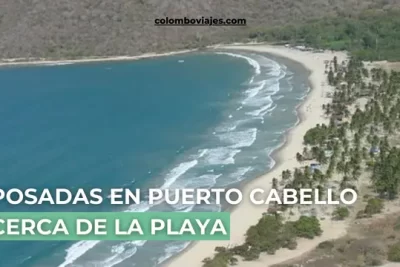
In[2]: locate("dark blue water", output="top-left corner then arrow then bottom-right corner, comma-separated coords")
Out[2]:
0,51 -> 310,267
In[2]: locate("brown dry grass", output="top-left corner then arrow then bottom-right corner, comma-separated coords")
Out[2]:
369,61 -> 400,72
272,198 -> 400,267
1,0 -> 400,59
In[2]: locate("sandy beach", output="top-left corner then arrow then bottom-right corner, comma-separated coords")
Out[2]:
166,44 -> 348,267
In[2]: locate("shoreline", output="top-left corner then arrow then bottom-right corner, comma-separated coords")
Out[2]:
0,42 -> 264,68
0,49 -> 195,67
165,45 -> 348,267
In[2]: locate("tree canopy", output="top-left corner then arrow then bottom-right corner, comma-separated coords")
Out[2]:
249,9 -> 400,61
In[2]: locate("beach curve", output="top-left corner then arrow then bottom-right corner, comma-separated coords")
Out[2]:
164,44 -> 348,267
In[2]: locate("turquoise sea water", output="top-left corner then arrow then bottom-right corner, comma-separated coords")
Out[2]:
0,51 -> 309,267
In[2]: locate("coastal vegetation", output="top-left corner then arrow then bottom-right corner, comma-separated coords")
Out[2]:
249,9 -> 400,61
204,41 -> 400,266
202,215 -> 321,267
280,212 -> 400,267
332,206 -> 350,220
1,1 -> 400,59
388,242 -> 400,262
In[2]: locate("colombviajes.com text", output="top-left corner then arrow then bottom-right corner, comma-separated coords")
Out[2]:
154,17 -> 247,26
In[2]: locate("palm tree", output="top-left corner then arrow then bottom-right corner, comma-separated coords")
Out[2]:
336,161 -> 345,173
303,147 -> 309,159
282,170 -> 292,180
317,150 -> 327,164
272,178 -> 278,189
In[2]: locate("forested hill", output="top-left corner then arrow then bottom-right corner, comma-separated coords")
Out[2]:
251,8 -> 400,61
0,0 -> 399,59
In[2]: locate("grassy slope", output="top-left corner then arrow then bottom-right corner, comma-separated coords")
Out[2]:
0,0 -> 399,59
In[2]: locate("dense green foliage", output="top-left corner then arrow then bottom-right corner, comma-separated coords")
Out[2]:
388,242 -> 400,262
364,198 -> 384,215
292,216 -> 322,238
202,215 -> 322,267
202,248 -> 237,267
373,148 -> 400,199
250,9 -> 400,61
332,207 -> 350,220
303,124 -> 330,146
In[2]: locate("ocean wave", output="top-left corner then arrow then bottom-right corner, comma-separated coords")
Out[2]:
172,203 -> 196,212
160,160 -> 198,189
268,64 -> 281,77
157,241 -> 191,265
245,80 -> 267,99
214,119 -> 247,133
217,128 -> 257,148
215,52 -> 261,75
183,173 -> 222,188
95,240 -> 147,267
199,147 -> 241,165
266,146 -> 281,170
196,203 -> 222,212
165,174 -> 223,211
105,247 -> 138,267
100,246 -> 138,267
42,62 -> 73,66
58,240 -> 101,267
242,78 -> 281,107
255,54 -> 283,77
58,201 -> 151,267
246,102 -> 276,117
217,166 -> 253,187
125,200 -> 152,213
198,149 -> 208,158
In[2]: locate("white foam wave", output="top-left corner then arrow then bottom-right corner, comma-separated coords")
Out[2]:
184,173 -> 222,188
43,62 -> 73,66
214,119 -> 247,133
267,62 -> 282,77
100,246 -> 137,267
245,101 -> 275,117
242,78 -> 281,113
217,166 -> 253,187
125,200 -> 152,213
217,128 -> 257,148
200,147 -> 241,165
297,94 -> 307,100
97,240 -> 147,267
198,149 -> 208,158
196,203 -> 222,212
245,80 -> 266,98
167,173 -> 222,211
215,52 -> 261,75
255,55 -> 283,77
58,202 -> 150,267
157,242 -> 191,265
58,241 -> 100,267
161,160 -> 198,189
231,166 -> 253,181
